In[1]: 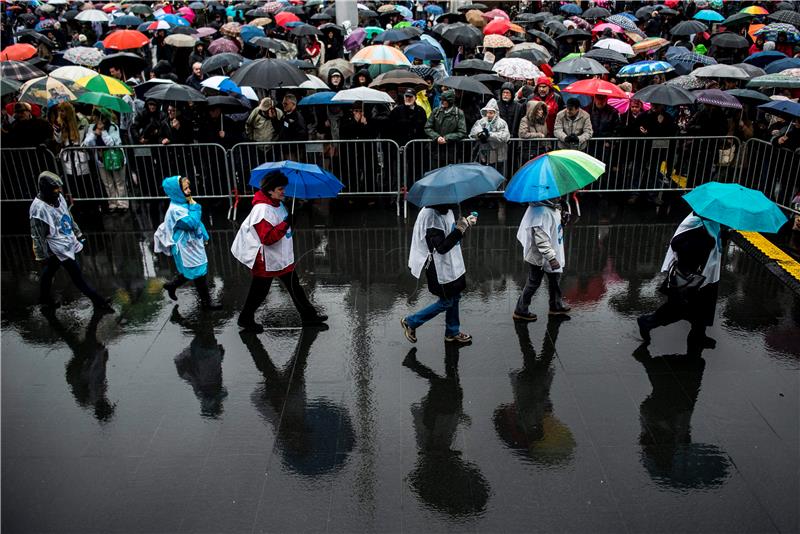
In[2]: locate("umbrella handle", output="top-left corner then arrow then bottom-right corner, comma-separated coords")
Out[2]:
292,193 -> 295,214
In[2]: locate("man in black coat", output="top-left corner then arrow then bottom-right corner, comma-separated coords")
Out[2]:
273,93 -> 307,141
497,82 -> 524,137
387,89 -> 427,145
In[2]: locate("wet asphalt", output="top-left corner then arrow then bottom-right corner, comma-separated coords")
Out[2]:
2,199 -> 798,533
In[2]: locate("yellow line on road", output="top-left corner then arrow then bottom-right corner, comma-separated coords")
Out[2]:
738,231 -> 800,281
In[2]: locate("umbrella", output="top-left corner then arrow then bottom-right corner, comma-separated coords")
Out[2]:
670,20 -> 707,36
552,57 -> 608,76
710,32 -> 749,49
440,23 -> 483,47
370,70 -> 427,90
364,26 -> 385,40
584,48 -> 629,65
343,28 -> 366,51
351,45 -> 411,66
482,8 -> 510,20
594,38 -> 635,56
275,12 -> 301,27
319,59 -> 355,80
505,150 -> 606,203
248,18 -> 273,28
0,60 -> 45,81
201,53 -> 244,75
103,30 -> 149,50
483,34 -> 514,49
583,7 -> 611,19
507,48 -> 550,65
609,93 -> 651,114
230,58 -> 306,89
407,164 -> 504,207
1,78 -> 21,97
527,29 -> 557,50
76,74 -> 132,95
299,75 -> 330,90
434,76 -> 493,95
127,4 -> 152,15
636,5 -> 657,19
98,53 -> 148,76
206,95 -> 249,113
721,12 -> 753,27
560,3 -> 582,16
666,48 -> 717,75
14,30 -> 55,48
453,59 -> 494,73
667,74 -> 707,90
555,28 -> 592,41
404,42 -> 444,61
298,91 -> 336,106
249,162 -> 344,206
111,15 -> 145,28
694,89 -> 743,109
740,6 -> 769,15
458,3 -> 488,11
693,10 -> 724,23
692,64 -> 750,80
592,23 -> 624,35
164,34 -> 197,48
201,75 -> 243,94
632,37 -> 670,55
683,183 -> 787,233
564,79 -> 628,99
606,14 -> 639,32
290,24 -> 322,37
483,18 -> 513,36
734,63 -> 767,78
765,58 -> 800,74
633,84 -> 696,105
62,46 -> 105,67
744,51 -> 788,68
758,100 -> 800,120
0,44 -> 38,61
50,65 -> 97,83
144,83 -> 207,102
331,87 -> 395,104
140,20 -> 172,31
209,37 -> 241,55
249,36 -> 284,51
755,23 -> 800,43
493,58 -> 542,81
157,14 -> 190,27
75,91 -> 132,113
617,60 -> 674,78
767,10 -> 800,26
726,89 -> 770,105
747,73 -> 800,89
75,9 -> 109,23
18,76 -> 82,107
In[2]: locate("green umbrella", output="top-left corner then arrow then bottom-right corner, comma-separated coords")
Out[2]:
75,91 -> 132,113
1,77 -> 20,97
364,26 -> 384,39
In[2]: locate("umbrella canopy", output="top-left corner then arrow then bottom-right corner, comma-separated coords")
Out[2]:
249,161 -> 344,200
560,3 -> 582,15
452,59 -> 494,73
404,42 -> 444,61
592,23 -> 624,35
744,51 -> 788,68
209,37 -> 241,55
275,12 -> 301,27
734,63 -> 767,78
440,22 -> 483,47
594,38 -> 635,56
584,48 -> 629,65
230,58 -> 306,89
319,59 -> 355,80
206,95 -> 250,113
683,183 -> 787,233
556,28 -> 592,41
201,53 -> 244,75
767,10 -> 800,26
76,74 -> 133,95
694,89 -> 743,109
127,4 -> 153,15
483,18 -> 516,36
370,70 -> 427,90
617,60 -> 674,78
492,58 -> 542,81
507,47 -> 550,65
765,58 -> 800,74
434,76 -> 493,95
75,91 -> 132,113
407,164 -> 504,207
14,30 -> 56,48
75,9 -> 109,22
351,45 -> 411,66
633,84 -> 697,105
632,37 -> 670,55
693,10 -> 724,23
157,14 -> 190,27
0,60 -> 45,81
103,30 -> 149,50
201,75 -> 243,94
483,34 -> 514,48
331,87 -> 395,104
758,100 -> 800,120
692,64 -> 750,80
665,74 -> 706,90
527,29 -> 557,50
165,34 -> 197,48
552,57 -> 608,75
0,43 -> 37,61
606,14 -> 639,32
670,20 -> 708,36
98,53 -> 148,76
726,89 -> 770,105
710,32 -> 749,49
111,14 -> 145,28
740,6 -> 769,15
1,78 -> 21,97
62,46 -> 104,67
755,23 -> 800,43
666,48 -> 717,75
505,150 -> 606,203
747,73 -> 800,89
50,65 -> 97,83
721,12 -> 753,27
298,91 -> 336,106
299,75 -> 330,90
583,6 -> 611,19
564,79 -> 628,99
144,83 -> 207,102
18,76 -> 82,107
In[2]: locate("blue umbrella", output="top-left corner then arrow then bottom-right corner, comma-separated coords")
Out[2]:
424,5 -> 443,16
298,91 -> 336,106
618,60 -> 675,78
157,14 -> 190,27
111,15 -> 143,28
249,161 -> 344,209
560,3 -> 583,15
407,163 -> 504,207
757,99 -> 800,120
404,41 -> 444,61
744,51 -> 787,68
683,182 -> 788,233
765,57 -> 800,74
666,47 -> 717,76
240,25 -> 266,44
693,10 -> 725,22
396,5 -> 413,20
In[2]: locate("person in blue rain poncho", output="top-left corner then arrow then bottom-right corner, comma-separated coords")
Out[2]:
154,175 -> 221,310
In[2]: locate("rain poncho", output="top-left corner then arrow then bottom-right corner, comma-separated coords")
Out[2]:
661,214 -> 721,287
469,98 -> 511,163
29,172 -> 84,261
517,201 -> 565,273
154,176 -> 209,280
408,207 -> 466,288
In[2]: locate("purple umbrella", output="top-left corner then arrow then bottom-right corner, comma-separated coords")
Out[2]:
196,27 -> 218,39
208,37 -> 241,55
344,28 -> 366,52
693,88 -> 743,110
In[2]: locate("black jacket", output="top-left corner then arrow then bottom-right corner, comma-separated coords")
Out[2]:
424,226 -> 466,298
387,103 -> 427,145
273,109 -> 308,141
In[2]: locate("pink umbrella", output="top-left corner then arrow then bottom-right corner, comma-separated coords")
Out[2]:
609,92 -> 651,113
208,37 -> 241,55
178,7 -> 195,24
592,23 -> 624,34
482,8 -> 509,20
196,27 -> 218,39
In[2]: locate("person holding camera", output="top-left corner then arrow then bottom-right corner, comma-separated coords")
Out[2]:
469,98 -> 510,167
554,98 -> 593,151
245,97 -> 283,143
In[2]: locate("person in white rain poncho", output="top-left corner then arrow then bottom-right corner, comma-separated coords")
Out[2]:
401,205 -> 477,344
469,98 -> 510,165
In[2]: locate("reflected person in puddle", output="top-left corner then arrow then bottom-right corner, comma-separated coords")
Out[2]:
633,339 -> 731,489
242,325 -> 355,477
403,345 -> 490,518
43,309 -> 116,422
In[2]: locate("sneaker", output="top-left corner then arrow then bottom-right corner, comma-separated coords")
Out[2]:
637,316 -> 651,343
445,332 -> 472,344
400,318 -> 417,343
512,311 -> 538,322
164,283 -> 178,301
548,304 -> 571,316
237,318 -> 264,333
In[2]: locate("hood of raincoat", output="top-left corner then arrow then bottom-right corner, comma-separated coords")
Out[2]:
38,171 -> 63,205
353,68 -> 372,87
441,89 -> 455,105
162,175 -> 188,205
500,82 -> 515,101
327,68 -> 344,90
480,98 -> 500,119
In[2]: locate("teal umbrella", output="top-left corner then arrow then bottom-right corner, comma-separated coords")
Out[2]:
682,182 -> 788,233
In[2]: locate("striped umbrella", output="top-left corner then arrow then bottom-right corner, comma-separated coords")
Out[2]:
754,23 -> 800,43
76,74 -> 133,95
740,6 -> 769,15
617,60 -> 674,78
18,76 -> 83,107
0,43 -> 37,61
103,29 -> 149,50
693,88 -> 742,109
0,60 -> 45,81
140,20 -> 172,31
505,150 -> 606,203
606,14 -> 639,32
63,46 -> 105,67
351,45 -> 411,66
75,92 -> 132,113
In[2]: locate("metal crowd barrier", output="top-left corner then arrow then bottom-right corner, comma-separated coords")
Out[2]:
733,138 -> 800,214
0,148 -> 60,202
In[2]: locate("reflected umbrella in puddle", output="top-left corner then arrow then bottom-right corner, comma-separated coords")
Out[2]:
494,317 -> 575,466
44,309 -> 116,422
404,344 -> 490,518
633,340 -> 731,489
243,326 -> 355,477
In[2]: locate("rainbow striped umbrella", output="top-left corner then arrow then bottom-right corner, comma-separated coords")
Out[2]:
740,6 -> 769,16
351,45 -> 411,66
76,74 -> 133,95
505,150 -> 605,203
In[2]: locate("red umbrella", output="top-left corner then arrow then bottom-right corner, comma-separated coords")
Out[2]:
564,78 -> 628,99
482,8 -> 509,20
275,12 -> 300,27
484,18 -> 511,35
103,30 -> 149,50
0,43 -> 37,61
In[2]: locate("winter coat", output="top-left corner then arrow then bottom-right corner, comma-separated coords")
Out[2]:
589,104 -> 620,137
245,102 -> 283,143
387,103 -> 428,145
554,108 -> 593,150
469,99 -> 510,163
532,90 -> 561,136
424,106 -> 467,142
497,82 -> 525,138
518,101 -> 549,138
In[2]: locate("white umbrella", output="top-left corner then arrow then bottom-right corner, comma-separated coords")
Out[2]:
48,0 -> 68,4
75,9 -> 110,23
692,64 -> 750,80
240,86 -> 259,101
492,57 -> 543,81
331,87 -> 395,104
50,65 -> 97,82
300,74 -> 330,90
164,34 -> 196,48
593,38 -> 635,56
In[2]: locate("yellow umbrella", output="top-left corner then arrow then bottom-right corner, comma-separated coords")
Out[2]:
75,74 -> 133,95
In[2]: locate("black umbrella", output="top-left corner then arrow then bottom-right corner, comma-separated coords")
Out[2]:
14,30 -> 55,48
657,7 -> 679,16
310,13 -> 332,22
440,22 -> 483,47
1,78 -> 21,97
230,58 -> 307,89
246,8 -> 270,18
632,84 -> 696,106
206,94 -> 250,113
527,29 -> 557,50
710,32 -> 750,49
726,88 -> 770,105
374,28 -> 414,43
358,9 -> 378,18
544,19 -> 567,36
530,12 -> 554,23
452,59 -> 494,73
515,13 -> 539,22
133,78 -> 174,99
776,2 -> 795,11
171,26 -> 199,36
583,7 -> 611,19
555,28 -> 591,41
434,75 -> 492,95
319,23 -> 344,34
721,13 -> 753,27
281,6 -> 305,16
287,59 -> 316,70
201,53 -> 244,75
98,52 -> 148,76
552,57 -> 608,75
290,24 -> 321,36
636,5 -> 657,19
145,83 -> 208,102
249,37 -> 284,52
473,73 -> 505,88
507,48 -> 549,64
435,12 -> 465,24
1,60 -> 45,81
584,48 -> 629,65
670,20 -> 708,36
457,3 -> 488,11
767,10 -> 800,26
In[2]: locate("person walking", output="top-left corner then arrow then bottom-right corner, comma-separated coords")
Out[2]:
401,205 -> 477,344
513,199 -> 571,321
637,213 -> 722,350
154,175 -> 222,310
30,172 -> 113,312
231,172 -> 327,332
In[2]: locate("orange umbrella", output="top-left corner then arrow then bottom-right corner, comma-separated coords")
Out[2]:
748,23 -> 765,42
0,43 -> 37,61
275,12 -> 300,27
103,30 -> 149,50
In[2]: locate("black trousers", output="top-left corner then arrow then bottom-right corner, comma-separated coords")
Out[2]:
166,274 -> 213,304
40,256 -> 104,305
515,264 -> 563,314
239,271 -> 316,323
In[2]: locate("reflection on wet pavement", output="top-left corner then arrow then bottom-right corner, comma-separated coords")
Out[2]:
2,205 -> 798,533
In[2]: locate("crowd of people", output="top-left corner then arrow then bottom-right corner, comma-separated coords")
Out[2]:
2,0 -> 799,200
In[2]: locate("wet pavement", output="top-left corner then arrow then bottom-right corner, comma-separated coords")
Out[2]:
2,199 -> 799,534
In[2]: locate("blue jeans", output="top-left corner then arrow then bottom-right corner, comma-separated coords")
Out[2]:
405,294 -> 461,337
